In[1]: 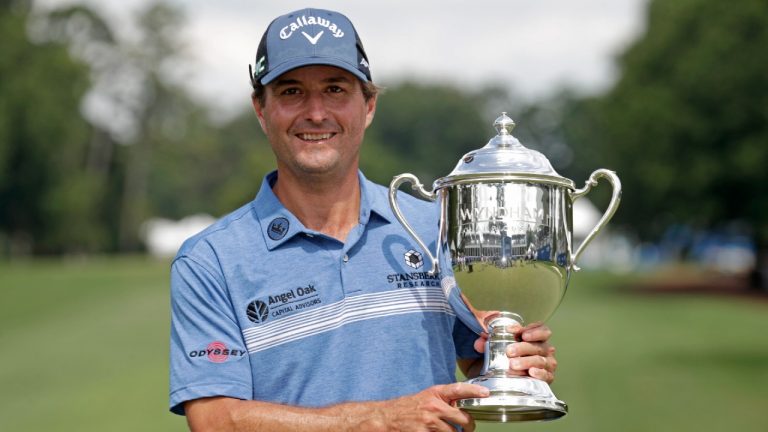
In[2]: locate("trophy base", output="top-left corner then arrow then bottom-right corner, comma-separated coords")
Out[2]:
457,375 -> 567,422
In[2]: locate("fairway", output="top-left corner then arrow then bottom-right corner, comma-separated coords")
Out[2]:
0,257 -> 187,432
1,258 -> 766,431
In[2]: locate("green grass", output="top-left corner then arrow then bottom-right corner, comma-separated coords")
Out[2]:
1,258 -> 766,431
0,257 -> 187,431
475,271 -> 768,432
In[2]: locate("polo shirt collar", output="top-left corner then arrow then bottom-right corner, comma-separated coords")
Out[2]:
359,171 -> 395,225
253,170 -> 393,250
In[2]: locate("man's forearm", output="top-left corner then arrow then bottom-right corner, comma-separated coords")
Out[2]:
186,397 -> 388,432
185,383 -> 488,432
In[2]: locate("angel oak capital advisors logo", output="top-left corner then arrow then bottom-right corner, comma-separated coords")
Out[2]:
246,300 -> 269,324
247,284 -> 323,322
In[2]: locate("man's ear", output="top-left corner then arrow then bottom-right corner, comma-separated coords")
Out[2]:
252,96 -> 267,133
364,94 -> 377,129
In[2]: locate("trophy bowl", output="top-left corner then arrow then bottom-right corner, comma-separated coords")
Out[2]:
389,113 -> 621,422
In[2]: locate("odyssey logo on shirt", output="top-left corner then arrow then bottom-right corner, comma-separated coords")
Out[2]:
188,341 -> 246,363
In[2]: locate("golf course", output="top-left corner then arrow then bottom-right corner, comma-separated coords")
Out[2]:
1,257 -> 766,431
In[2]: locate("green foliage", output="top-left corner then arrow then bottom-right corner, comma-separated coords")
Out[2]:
31,1 -> 213,251
0,5 -> 101,254
15,0 -> 767,257
150,108 -> 276,217
365,82 -> 490,184
563,0 -> 768,239
1,0 -> 760,258
0,1 -> 530,256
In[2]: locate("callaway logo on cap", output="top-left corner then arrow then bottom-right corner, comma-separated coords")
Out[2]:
250,8 -> 372,86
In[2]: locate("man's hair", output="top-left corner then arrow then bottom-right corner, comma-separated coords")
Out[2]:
251,79 -> 379,107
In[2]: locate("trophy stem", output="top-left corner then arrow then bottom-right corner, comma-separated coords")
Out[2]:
481,312 -> 523,376
456,311 -> 568,422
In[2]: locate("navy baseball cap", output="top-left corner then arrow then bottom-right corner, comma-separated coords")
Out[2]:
250,8 -> 372,86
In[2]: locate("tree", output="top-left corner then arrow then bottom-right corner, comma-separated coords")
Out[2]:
562,0 -> 768,286
364,82 -> 493,185
38,1 -> 209,251
0,1 -> 102,255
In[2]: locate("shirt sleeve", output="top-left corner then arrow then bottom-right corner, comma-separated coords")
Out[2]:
169,256 -> 253,415
439,247 -> 484,360
452,317 -> 482,360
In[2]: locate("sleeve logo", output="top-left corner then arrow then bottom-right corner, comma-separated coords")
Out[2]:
188,341 -> 247,362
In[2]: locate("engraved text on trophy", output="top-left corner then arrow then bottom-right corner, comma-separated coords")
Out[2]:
447,182 -> 571,324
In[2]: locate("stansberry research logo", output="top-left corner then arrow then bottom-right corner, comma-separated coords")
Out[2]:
404,249 -> 424,269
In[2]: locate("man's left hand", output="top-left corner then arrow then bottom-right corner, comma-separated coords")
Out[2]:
472,323 -> 557,384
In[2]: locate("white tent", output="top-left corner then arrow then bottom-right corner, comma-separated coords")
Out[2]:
140,214 -> 216,258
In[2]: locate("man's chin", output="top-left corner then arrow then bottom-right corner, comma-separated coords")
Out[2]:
293,162 -> 341,178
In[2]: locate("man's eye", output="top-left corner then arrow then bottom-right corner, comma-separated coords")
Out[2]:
327,86 -> 344,93
280,88 -> 301,95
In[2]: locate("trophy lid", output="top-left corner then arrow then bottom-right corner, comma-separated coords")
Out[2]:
435,113 -> 574,188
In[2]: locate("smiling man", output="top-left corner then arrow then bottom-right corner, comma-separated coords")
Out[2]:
169,8 -> 557,431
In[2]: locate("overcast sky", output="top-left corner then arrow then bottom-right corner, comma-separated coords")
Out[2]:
36,0 -> 649,115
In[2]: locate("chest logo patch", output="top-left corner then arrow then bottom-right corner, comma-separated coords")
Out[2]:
247,284 -> 323,324
246,300 -> 270,324
267,217 -> 289,240
404,249 -> 424,269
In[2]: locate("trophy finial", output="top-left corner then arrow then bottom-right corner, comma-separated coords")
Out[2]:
494,112 -> 516,136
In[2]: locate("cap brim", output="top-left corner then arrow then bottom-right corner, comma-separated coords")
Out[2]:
259,57 -> 369,85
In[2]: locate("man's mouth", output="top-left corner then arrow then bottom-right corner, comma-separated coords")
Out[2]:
297,132 -> 335,141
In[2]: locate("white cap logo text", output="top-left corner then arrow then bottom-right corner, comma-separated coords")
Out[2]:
280,15 -> 345,41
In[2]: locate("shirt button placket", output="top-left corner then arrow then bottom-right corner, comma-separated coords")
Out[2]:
339,252 -> 351,297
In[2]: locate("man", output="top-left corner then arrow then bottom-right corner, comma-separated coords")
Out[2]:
169,8 -> 557,431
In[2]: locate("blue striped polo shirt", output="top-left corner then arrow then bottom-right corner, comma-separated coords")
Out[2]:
169,171 -> 482,415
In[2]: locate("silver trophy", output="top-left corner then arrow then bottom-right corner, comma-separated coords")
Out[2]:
388,113 -> 621,422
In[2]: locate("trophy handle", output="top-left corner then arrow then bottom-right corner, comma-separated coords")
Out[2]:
388,173 -> 439,275
569,169 -> 622,268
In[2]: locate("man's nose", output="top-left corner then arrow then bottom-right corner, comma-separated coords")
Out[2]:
303,92 -> 329,123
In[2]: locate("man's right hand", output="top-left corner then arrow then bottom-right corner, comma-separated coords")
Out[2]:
361,383 -> 489,432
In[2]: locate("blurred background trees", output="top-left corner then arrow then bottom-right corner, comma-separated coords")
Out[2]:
0,0 -> 500,256
558,0 -> 768,286
1,0 -> 766,286
0,0 -> 93,255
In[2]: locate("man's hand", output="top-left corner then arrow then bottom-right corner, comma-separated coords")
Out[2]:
364,383 -> 488,432
472,323 -> 558,384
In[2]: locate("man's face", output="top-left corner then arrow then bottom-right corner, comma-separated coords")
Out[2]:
254,65 -> 376,180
